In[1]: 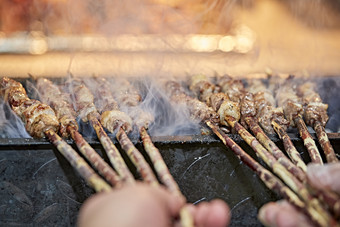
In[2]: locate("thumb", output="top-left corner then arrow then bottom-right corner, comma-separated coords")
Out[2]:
307,163 -> 340,193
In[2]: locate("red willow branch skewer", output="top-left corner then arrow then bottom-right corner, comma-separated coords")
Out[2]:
297,81 -> 338,163
268,75 -> 340,218
276,76 -> 323,165
35,78 -> 122,187
193,74 -> 306,183
108,78 -> 194,227
265,73 -> 308,172
83,77 -> 158,186
1,77 -> 111,193
206,121 -> 333,227
245,78 -> 307,178
189,74 -> 336,222
64,77 -> 135,185
162,78 -> 334,227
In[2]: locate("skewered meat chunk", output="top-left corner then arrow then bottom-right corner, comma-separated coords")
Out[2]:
240,92 -> 257,119
1,77 -> 59,138
36,78 -> 122,187
111,79 -> 141,107
297,82 -> 328,127
276,80 -> 303,127
187,75 -> 335,226
189,74 -> 216,105
216,74 -> 245,103
65,77 -> 135,184
36,78 -> 78,137
65,78 -> 99,122
108,78 -> 154,130
2,77 -> 112,192
83,78 -> 133,134
247,79 -> 289,134
164,80 -> 219,125
297,81 -> 338,163
209,92 -> 240,125
188,75 -> 239,126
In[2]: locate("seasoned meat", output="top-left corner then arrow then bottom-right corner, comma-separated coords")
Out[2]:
216,74 -> 245,103
36,78 -> 78,137
65,78 -> 99,122
1,77 -> 59,138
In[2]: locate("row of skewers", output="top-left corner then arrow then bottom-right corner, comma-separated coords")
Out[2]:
1,73 -> 339,226
162,74 -> 339,226
0,76 -> 193,226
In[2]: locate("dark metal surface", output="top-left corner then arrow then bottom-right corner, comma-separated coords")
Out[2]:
0,136 -> 339,226
0,76 -> 339,226
1,132 -> 339,147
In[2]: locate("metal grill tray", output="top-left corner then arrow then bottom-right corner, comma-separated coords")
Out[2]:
1,132 -> 339,227
1,76 -> 339,226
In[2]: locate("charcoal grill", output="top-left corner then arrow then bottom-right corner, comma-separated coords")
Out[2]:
1,76 -> 340,226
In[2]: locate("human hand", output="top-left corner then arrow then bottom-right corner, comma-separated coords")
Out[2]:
77,183 -> 230,227
258,163 -> 340,227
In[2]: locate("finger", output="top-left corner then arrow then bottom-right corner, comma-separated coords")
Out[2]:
150,185 -> 186,216
307,163 -> 340,193
258,200 -> 312,227
78,191 -> 111,226
190,200 -> 230,227
203,200 -> 230,227
195,202 -> 211,226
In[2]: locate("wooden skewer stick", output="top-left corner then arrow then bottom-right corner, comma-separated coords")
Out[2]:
275,77 -> 323,165
88,114 -> 135,184
45,129 -> 112,192
140,126 -> 181,194
206,121 -> 333,227
36,78 -> 121,187
102,77 -> 193,227
1,77 -> 111,193
238,91 -> 307,183
141,126 -> 194,227
116,127 -> 159,186
245,116 -> 306,182
68,127 -> 122,187
246,77 -> 307,172
108,78 -> 194,227
314,121 -> 338,163
271,120 -> 307,172
297,81 -> 338,163
82,77 -> 159,185
295,116 -> 323,164
188,75 -> 334,223
64,78 -> 135,184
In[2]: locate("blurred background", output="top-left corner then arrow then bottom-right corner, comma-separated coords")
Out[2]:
0,0 -> 340,77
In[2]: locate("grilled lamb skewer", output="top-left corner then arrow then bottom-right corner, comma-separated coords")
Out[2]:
64,77 -> 135,184
192,74 -> 306,182
190,74 -> 337,222
297,81 -> 338,163
35,78 -> 122,187
1,77 -> 111,193
246,77 -> 307,173
163,78 -> 334,227
276,76 -> 323,164
108,78 -> 194,227
82,77 -> 158,186
248,76 -> 340,217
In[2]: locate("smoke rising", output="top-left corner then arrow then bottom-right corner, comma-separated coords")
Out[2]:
136,77 -> 202,136
0,100 -> 30,138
